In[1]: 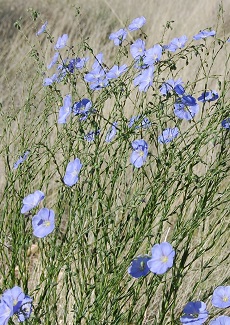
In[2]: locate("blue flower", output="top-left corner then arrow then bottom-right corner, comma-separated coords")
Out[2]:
47,52 -> 59,69
0,294 -> 13,324
198,90 -> 219,102
54,34 -> 68,50
128,16 -> 146,31
160,78 -> 185,95
181,95 -> 197,106
58,94 -> 72,124
212,286 -> 230,308
72,98 -> 94,121
13,151 -> 30,169
128,116 -> 151,129
158,127 -> 179,144
36,21 -> 47,36
193,29 -> 216,40
43,73 -> 58,86
0,287 -> 32,323
106,65 -> 127,80
67,57 -> 89,72
221,118 -> 230,129
56,63 -> 68,82
64,158 -> 82,186
2,286 -> 25,314
17,295 -> 33,322
147,242 -> 175,275
84,130 -> 100,142
21,190 -> 45,214
109,28 -> 127,46
128,255 -> 151,278
130,139 -> 148,168
180,301 -> 209,324
84,65 -> 108,90
92,53 -> 104,70
130,39 -> 146,59
174,102 -> 199,120
32,208 -> 55,238
164,35 -> 188,52
133,66 -> 154,92
143,44 -> 162,66
210,315 -> 230,324
105,122 -> 118,142
89,78 -> 109,90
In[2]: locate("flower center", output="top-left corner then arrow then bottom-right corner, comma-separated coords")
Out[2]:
222,295 -> 229,302
138,150 -> 144,157
44,221 -> 51,227
139,261 -> 145,270
161,256 -> 168,263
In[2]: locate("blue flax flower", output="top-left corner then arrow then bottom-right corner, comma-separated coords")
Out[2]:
221,118 -> 230,129
105,122 -> 118,142
130,39 -> 146,59
174,102 -> 199,120
210,315 -> 230,324
17,295 -> 33,322
193,29 -> 216,40
158,127 -> 179,144
67,57 -> 89,72
54,34 -> 68,50
84,65 -> 108,90
130,139 -> 148,168
72,98 -> 94,121
165,35 -> 188,52
109,28 -> 127,46
58,94 -> 72,124
0,294 -> 13,325
128,116 -> 151,129
84,130 -> 100,142
181,95 -> 197,106
21,190 -> 45,214
1,286 -> 32,323
133,66 -> 154,92
128,16 -> 146,31
36,21 -> 47,36
180,301 -> 209,324
64,158 -> 82,186
13,151 -> 30,169
32,208 -> 55,238
198,90 -> 219,102
2,286 -> 25,314
143,44 -> 162,66
92,53 -> 104,69
212,286 -> 230,308
160,78 -> 185,95
43,73 -> 58,86
56,62 -> 69,82
128,255 -> 151,278
106,65 -> 127,80
147,242 -> 175,275
47,52 -> 59,69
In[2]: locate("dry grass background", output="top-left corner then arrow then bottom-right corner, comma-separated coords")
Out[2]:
0,0 -> 229,324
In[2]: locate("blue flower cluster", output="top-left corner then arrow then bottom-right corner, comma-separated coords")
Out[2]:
21,190 -> 55,238
0,286 -> 32,323
180,285 -> 230,324
128,242 -> 175,277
